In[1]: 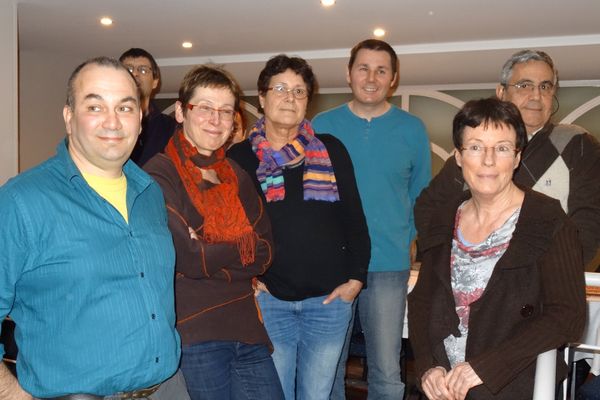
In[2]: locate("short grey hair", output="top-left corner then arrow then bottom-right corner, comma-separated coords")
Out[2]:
499,50 -> 559,86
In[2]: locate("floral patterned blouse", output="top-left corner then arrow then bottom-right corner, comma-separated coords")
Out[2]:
444,203 -> 521,367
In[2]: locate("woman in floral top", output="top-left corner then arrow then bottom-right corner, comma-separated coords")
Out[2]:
408,98 -> 586,400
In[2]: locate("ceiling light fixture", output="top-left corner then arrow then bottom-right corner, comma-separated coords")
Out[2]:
320,0 -> 335,7
182,42 -> 193,49
373,28 -> 385,37
100,17 -> 113,26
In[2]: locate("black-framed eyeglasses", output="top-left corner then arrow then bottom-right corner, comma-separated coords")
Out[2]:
125,65 -> 153,76
504,81 -> 555,96
267,84 -> 308,100
185,103 -> 235,122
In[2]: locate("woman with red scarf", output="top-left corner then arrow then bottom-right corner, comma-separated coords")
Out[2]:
144,65 -> 283,399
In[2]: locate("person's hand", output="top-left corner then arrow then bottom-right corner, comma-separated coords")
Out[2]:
323,279 -> 363,304
445,362 -> 483,400
0,363 -> 33,400
252,278 -> 270,297
3,385 -> 33,400
14,389 -> 33,400
410,238 -> 418,265
421,367 -> 452,400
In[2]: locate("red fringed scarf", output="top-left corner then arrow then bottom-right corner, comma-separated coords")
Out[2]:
165,129 -> 256,265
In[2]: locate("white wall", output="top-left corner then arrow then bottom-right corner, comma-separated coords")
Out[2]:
19,50 -> 82,172
0,0 -> 18,184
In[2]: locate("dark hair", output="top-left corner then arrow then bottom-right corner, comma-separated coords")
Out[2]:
66,56 -> 137,109
452,97 -> 528,150
119,48 -> 160,80
348,39 -> 398,77
500,49 -> 558,87
257,54 -> 317,112
178,65 -> 242,127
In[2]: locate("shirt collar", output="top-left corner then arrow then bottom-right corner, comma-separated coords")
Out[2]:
528,126 -> 543,141
57,138 -> 154,193
344,102 -> 395,123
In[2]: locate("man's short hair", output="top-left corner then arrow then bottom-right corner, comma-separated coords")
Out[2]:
500,49 -> 559,87
348,39 -> 398,77
119,48 -> 160,80
65,56 -> 138,109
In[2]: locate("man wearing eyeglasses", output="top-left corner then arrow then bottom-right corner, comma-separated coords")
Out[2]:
415,49 -> 600,269
120,48 -> 176,166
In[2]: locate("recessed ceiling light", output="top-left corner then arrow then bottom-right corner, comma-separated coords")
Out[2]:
100,17 -> 113,26
182,42 -> 193,49
373,28 -> 385,37
321,0 -> 335,7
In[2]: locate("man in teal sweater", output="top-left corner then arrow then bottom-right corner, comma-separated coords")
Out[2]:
313,39 -> 431,400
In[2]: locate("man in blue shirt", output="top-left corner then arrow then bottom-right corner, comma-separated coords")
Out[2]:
313,39 -> 431,400
0,57 -> 188,399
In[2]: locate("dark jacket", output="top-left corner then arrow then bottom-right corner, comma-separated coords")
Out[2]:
131,101 -> 177,166
415,123 -> 600,265
408,189 -> 586,399
145,153 -> 273,347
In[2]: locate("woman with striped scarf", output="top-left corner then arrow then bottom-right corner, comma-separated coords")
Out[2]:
228,54 -> 371,400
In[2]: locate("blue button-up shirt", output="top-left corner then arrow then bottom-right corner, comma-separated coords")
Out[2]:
0,141 -> 180,397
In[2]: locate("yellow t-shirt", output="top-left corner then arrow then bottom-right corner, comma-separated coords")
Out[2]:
82,172 -> 128,223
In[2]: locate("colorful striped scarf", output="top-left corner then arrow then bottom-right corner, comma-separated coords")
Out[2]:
249,117 -> 339,203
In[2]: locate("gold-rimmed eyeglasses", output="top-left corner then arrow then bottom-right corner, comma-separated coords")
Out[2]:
185,103 -> 235,122
267,84 -> 308,100
460,144 -> 520,158
504,81 -> 555,96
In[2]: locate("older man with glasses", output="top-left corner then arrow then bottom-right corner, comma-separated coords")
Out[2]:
416,49 -> 600,270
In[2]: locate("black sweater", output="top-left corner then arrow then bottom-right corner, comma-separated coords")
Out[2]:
228,134 -> 370,301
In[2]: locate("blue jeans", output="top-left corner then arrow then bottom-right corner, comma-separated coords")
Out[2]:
329,302 -> 356,400
330,271 -> 409,400
577,374 -> 600,399
257,292 -> 353,400
180,341 -> 284,400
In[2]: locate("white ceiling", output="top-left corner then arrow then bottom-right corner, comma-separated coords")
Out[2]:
17,0 -> 600,96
